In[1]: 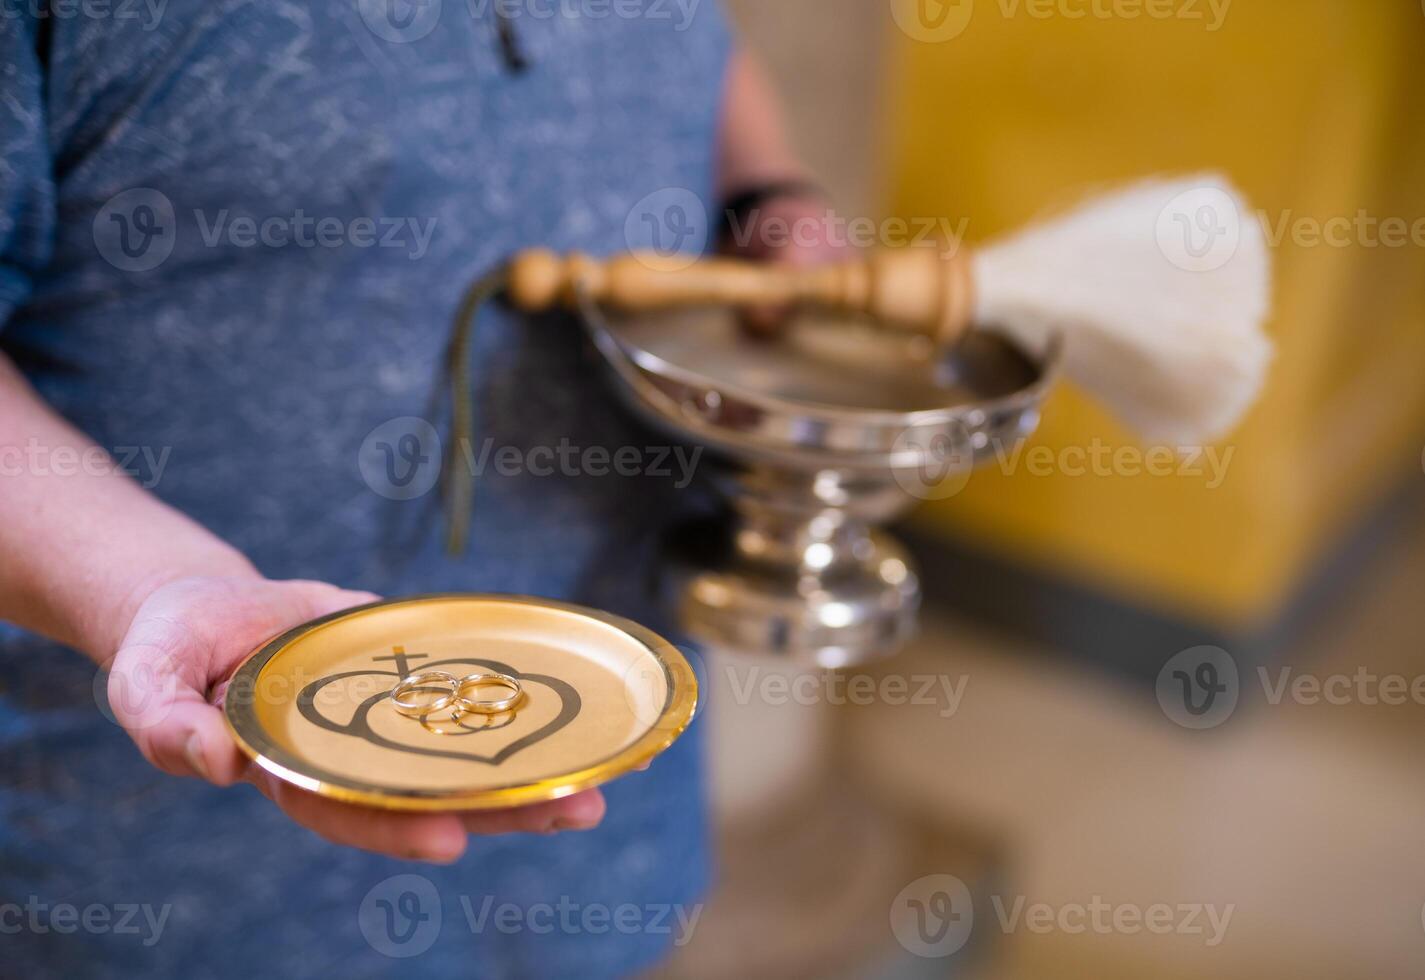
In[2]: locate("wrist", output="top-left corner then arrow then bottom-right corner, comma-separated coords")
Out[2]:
717,177 -> 831,244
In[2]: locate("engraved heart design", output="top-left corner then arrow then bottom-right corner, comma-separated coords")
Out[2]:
296,656 -> 581,767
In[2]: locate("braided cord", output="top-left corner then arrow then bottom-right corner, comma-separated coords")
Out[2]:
443,265 -> 510,555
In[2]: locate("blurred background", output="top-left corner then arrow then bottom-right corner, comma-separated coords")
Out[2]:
656,2 -> 1425,977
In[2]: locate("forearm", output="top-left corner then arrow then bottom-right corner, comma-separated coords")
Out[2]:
717,46 -> 812,195
0,353 -> 256,664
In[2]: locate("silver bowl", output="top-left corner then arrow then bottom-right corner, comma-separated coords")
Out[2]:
580,298 -> 1060,667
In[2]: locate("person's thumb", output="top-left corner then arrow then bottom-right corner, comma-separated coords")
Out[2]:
108,579 -> 378,786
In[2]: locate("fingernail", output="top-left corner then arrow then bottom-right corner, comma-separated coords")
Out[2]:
550,818 -> 594,832
411,827 -> 466,863
184,733 -> 210,780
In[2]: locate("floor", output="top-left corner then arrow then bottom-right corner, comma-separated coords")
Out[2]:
847,494 -> 1425,978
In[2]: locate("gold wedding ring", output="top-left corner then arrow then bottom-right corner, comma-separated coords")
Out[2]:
389,669 -> 526,722
390,670 -> 459,719
454,672 -> 525,715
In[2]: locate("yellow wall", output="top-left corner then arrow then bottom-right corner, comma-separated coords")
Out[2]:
884,0 -> 1425,626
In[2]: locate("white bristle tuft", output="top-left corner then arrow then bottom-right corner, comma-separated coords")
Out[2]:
973,174 -> 1273,445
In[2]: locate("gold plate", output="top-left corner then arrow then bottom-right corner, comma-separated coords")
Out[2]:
223,594 -> 698,811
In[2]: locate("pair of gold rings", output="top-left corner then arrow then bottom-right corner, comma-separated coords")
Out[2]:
390,670 -> 525,720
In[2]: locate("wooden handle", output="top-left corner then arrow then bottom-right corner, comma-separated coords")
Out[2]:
506,247 -> 975,344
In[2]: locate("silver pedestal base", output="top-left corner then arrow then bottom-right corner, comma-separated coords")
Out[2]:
662,515 -> 919,670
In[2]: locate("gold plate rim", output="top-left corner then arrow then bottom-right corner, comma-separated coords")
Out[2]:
222,593 -> 698,812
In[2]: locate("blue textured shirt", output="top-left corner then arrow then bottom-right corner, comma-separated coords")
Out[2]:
0,3 -> 730,976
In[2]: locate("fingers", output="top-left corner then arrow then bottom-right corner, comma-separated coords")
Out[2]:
108,639 -> 248,784
110,578 -> 381,788
282,582 -> 382,619
737,235 -> 846,337
458,789 -> 606,836
247,773 -> 607,864
740,303 -> 791,337
252,771 -> 469,864
153,694 -> 249,786
111,576 -> 612,866
227,580 -> 382,646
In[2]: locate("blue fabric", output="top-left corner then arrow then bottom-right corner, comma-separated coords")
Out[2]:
0,3 -> 730,977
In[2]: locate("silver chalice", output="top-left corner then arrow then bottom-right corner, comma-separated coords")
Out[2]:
580,298 -> 1059,668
